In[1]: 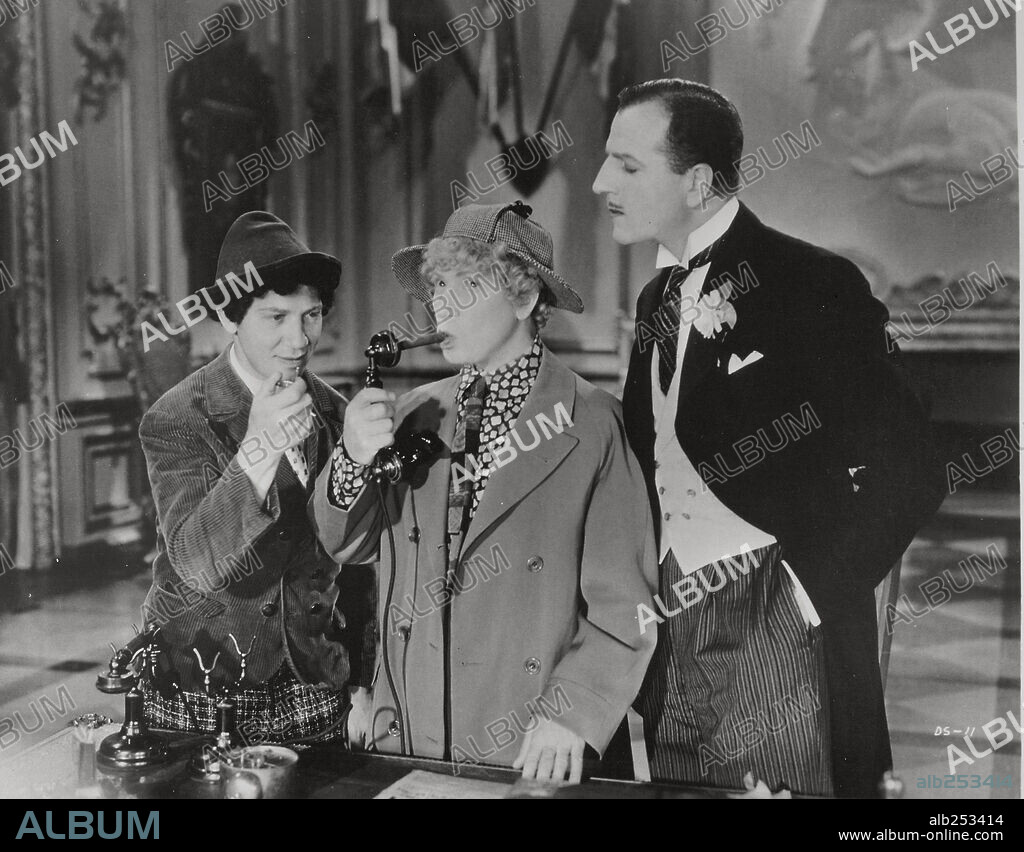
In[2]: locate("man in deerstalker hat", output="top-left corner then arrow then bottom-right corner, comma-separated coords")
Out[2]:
313,201 -> 658,782
138,211 -> 373,744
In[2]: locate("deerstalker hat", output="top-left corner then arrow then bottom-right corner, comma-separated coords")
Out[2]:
390,201 -> 583,313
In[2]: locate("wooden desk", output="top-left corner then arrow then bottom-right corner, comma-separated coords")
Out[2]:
1,725 -> 731,799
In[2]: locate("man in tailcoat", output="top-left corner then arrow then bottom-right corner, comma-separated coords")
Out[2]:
593,80 -> 945,797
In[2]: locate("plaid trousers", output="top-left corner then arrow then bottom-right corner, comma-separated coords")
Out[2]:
638,543 -> 833,796
143,664 -> 348,745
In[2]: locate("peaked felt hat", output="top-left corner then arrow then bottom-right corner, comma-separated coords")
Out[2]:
200,211 -> 341,307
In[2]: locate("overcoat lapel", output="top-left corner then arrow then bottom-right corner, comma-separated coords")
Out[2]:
460,349 -> 578,557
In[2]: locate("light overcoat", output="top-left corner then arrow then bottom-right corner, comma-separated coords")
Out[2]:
313,349 -> 658,765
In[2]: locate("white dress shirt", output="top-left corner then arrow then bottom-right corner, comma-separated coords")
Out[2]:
229,345 -> 309,486
650,200 -> 820,626
650,198 -> 776,573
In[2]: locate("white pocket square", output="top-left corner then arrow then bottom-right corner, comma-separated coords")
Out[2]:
727,351 -> 764,375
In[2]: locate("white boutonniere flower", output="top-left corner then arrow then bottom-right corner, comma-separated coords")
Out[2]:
693,282 -> 737,339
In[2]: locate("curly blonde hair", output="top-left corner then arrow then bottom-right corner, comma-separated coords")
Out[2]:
420,237 -> 553,331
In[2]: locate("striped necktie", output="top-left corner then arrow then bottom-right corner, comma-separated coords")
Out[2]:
655,237 -> 725,395
446,375 -> 488,584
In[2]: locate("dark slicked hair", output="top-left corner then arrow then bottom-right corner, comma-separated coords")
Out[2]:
617,79 -> 743,198
222,277 -> 336,324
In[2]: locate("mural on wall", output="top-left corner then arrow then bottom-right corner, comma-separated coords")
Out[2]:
168,10 -> 278,295
711,0 -> 1018,351
808,0 -> 1016,209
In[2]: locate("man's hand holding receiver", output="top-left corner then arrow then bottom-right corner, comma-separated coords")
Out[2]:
342,388 -> 396,465
238,372 -> 315,501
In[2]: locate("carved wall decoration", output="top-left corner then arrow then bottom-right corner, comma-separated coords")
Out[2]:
884,270 -> 1019,352
84,276 -> 128,378
82,284 -> 192,546
115,288 -> 192,412
116,288 -> 192,548
71,0 -> 128,124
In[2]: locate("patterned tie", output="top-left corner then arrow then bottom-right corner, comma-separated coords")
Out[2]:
655,237 -> 725,395
284,446 -> 308,488
446,375 -> 488,584
276,375 -> 310,487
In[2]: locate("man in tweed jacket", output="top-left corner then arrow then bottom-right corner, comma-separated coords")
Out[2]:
139,212 -> 372,743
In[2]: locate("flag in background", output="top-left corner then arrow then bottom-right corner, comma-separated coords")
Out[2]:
575,0 -> 638,132
359,0 -> 454,144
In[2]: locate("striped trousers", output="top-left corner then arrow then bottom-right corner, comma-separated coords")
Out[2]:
638,544 -> 833,796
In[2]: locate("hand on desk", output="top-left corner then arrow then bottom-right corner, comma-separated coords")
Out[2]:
347,687 -> 373,750
512,717 -> 585,785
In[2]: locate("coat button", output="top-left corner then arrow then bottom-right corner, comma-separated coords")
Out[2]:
663,512 -> 671,522
309,602 -> 324,615
398,626 -> 411,642
658,486 -> 665,495
686,488 -> 696,497
387,720 -> 401,737
524,657 -> 541,675
526,556 -> 543,573
408,526 -> 420,543
261,602 -> 278,617
278,528 -> 292,541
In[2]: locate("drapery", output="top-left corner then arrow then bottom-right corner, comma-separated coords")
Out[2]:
2,6 -> 58,569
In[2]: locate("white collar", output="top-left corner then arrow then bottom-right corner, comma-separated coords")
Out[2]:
229,343 -> 263,396
655,196 -> 739,269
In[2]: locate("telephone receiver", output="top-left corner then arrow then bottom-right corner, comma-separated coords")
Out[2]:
363,330 -> 445,483
95,625 -> 169,770
96,624 -> 160,694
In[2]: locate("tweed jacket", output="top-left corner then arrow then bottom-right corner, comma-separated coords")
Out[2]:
139,346 -> 373,693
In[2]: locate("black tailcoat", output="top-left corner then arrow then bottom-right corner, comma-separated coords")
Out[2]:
622,203 -> 946,797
